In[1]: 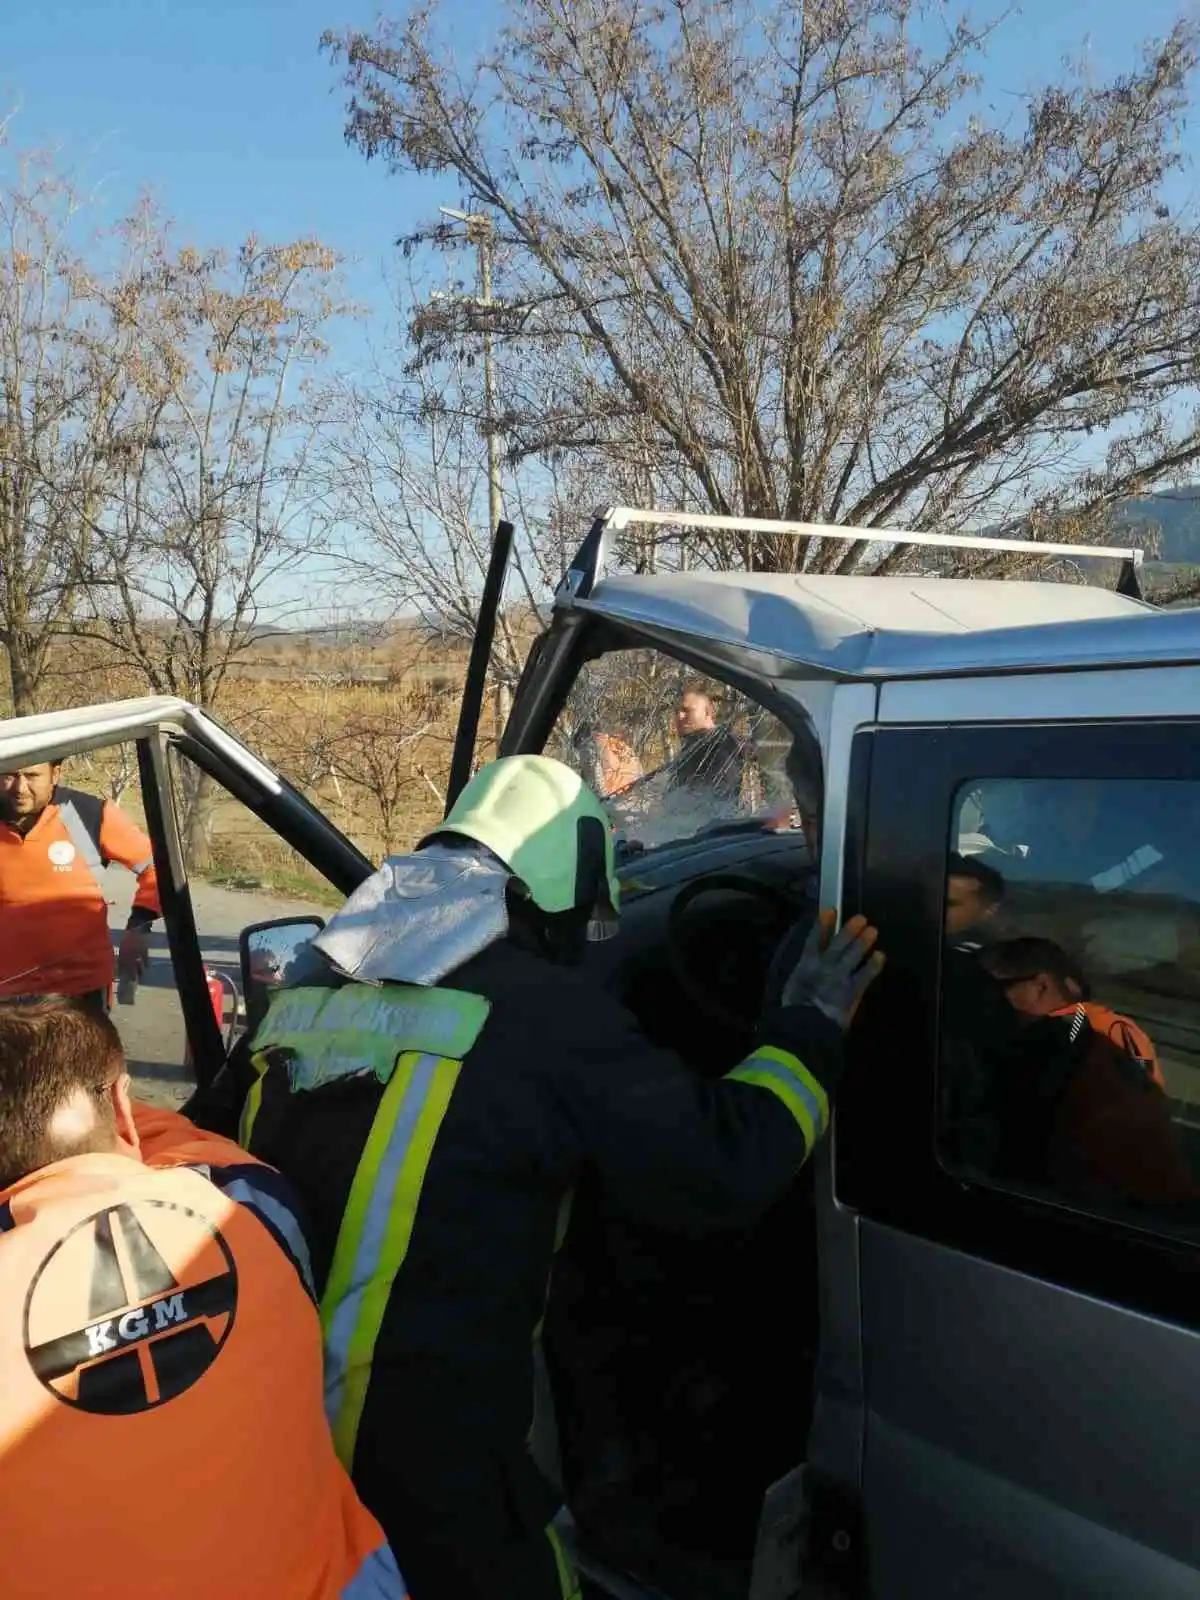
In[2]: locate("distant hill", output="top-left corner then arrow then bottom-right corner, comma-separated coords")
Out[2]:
1107,490 -> 1200,562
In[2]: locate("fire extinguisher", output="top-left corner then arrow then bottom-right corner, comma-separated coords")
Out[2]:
183,966 -> 240,1070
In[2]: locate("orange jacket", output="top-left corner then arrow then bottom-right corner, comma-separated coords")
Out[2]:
1054,1032 -> 1195,1206
0,1103 -> 406,1599
0,786 -> 160,999
581,733 -> 643,798
1052,1001 -> 1164,1089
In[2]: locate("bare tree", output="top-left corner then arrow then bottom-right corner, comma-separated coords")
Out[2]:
328,691 -> 440,854
82,227 -> 350,708
325,1 -> 1200,575
319,348 -> 556,708
68,227 -> 349,862
0,133 -> 143,713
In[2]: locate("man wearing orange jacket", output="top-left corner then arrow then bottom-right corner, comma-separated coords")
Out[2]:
0,761 -> 161,1005
0,995 -> 408,1600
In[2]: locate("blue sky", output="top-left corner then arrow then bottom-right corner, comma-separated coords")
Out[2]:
3,0 -> 1193,354
1,0 -> 1195,621
0,0 -> 498,370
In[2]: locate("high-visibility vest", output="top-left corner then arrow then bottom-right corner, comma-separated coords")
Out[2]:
0,786 -> 160,998
1054,1001 -> 1164,1089
0,1124 -> 405,1599
593,734 -> 643,796
242,982 -> 493,1471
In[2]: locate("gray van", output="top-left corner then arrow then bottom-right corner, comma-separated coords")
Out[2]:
2,509 -> 1197,1599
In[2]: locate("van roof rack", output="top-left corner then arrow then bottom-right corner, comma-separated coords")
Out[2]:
563,506 -> 1146,603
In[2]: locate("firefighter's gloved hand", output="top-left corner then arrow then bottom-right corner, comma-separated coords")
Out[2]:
779,910 -> 884,1030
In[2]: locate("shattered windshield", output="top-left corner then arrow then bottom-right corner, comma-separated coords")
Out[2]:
544,648 -> 800,857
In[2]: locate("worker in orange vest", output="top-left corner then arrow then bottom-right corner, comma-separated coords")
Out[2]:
570,723 -> 643,798
0,761 -> 161,1005
0,996 -> 408,1600
984,936 -> 1165,1088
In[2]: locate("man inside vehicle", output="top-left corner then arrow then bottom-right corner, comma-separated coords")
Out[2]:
0,762 -> 160,1006
985,935 -> 1164,1087
238,754 -> 884,1600
945,852 -> 1006,947
0,996 -> 407,1600
570,720 -> 643,798
980,938 -> 1195,1207
669,688 -> 746,801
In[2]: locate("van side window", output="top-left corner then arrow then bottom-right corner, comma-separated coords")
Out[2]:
938,777 -> 1200,1235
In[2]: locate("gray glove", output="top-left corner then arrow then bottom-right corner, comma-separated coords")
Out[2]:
779,913 -> 884,1030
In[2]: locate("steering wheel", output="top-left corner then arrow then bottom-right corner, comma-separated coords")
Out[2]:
666,873 -> 805,1034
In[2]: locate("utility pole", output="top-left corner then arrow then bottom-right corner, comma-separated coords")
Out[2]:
439,205 -> 509,742
440,205 -> 502,539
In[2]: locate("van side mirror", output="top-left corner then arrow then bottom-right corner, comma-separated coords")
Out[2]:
239,915 -> 326,1033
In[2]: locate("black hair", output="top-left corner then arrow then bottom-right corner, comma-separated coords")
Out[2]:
947,851 -> 1005,907
985,936 -> 1089,999
0,998 -> 123,1189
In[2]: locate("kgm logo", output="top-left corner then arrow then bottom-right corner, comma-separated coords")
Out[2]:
24,1200 -> 237,1414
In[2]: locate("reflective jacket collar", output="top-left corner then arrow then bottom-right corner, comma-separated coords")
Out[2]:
313,845 -> 512,988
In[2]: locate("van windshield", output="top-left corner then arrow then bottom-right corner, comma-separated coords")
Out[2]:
543,648 -> 799,857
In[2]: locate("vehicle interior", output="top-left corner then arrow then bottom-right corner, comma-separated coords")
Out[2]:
942,775 -> 1200,1218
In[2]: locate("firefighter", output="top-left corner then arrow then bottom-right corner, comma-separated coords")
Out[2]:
0,761 -> 160,1005
0,995 -> 407,1600
239,755 -> 884,1600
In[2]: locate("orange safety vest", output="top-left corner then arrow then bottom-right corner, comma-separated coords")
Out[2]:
1054,1001 -> 1164,1089
592,734 -> 643,797
0,787 -> 161,999
0,1106 -> 405,1599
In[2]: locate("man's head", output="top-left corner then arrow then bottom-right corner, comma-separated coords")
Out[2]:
0,998 -> 138,1191
250,947 -> 283,986
676,689 -> 717,737
945,852 -> 1005,938
0,762 -> 61,831
983,938 -> 1085,1022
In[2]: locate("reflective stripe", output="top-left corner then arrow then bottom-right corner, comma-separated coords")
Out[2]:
186,1161 -> 316,1298
239,1063 -> 267,1146
553,1188 -> 574,1253
130,856 -> 155,875
531,1188 -> 575,1348
56,801 -> 104,882
220,1176 -> 316,1297
341,1540 -> 407,1598
546,1522 -> 582,1600
321,1049 -> 462,1466
727,1045 -> 829,1151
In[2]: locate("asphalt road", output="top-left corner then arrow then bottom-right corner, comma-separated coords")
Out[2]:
105,870 -> 330,1108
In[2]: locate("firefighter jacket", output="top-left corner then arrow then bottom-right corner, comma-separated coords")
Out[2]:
0,786 -> 161,999
240,933 -> 844,1559
0,1102 -> 406,1599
